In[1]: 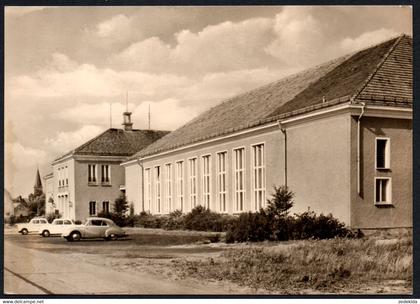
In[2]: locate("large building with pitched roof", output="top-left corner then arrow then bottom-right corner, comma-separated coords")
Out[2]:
122,35 -> 412,229
51,112 -> 169,220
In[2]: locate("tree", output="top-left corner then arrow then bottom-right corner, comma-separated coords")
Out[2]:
113,193 -> 129,216
27,192 -> 45,217
266,185 -> 294,218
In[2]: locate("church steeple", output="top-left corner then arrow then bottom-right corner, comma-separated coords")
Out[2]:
34,167 -> 43,195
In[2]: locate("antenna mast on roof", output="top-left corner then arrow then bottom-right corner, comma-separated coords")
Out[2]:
126,91 -> 130,112
148,103 -> 151,130
109,103 -> 112,128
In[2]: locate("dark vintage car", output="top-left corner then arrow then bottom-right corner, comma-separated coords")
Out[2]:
62,217 -> 127,242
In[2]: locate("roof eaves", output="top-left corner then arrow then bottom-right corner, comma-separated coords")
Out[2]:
350,34 -> 404,103
137,95 -> 351,159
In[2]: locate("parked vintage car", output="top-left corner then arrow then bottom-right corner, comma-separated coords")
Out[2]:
17,217 -> 49,235
62,217 -> 127,242
38,218 -> 79,237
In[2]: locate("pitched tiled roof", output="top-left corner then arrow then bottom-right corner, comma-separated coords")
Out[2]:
55,128 -> 169,162
132,35 -> 412,159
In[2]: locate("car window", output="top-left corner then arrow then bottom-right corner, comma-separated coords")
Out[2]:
101,221 -> 109,227
32,220 -> 39,224
55,220 -> 63,225
91,220 -> 102,226
63,220 -> 72,225
40,220 -> 48,224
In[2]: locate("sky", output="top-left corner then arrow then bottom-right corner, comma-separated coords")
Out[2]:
4,5 -> 412,197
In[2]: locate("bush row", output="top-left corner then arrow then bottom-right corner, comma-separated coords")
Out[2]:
225,186 -> 358,243
130,206 -> 237,232
225,210 -> 356,243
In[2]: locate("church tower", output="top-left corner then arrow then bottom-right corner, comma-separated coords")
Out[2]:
34,168 -> 43,195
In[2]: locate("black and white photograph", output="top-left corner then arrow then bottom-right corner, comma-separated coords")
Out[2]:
4,5 -> 413,296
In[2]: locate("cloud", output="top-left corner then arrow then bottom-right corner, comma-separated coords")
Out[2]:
95,14 -> 133,38
133,99 -> 199,130
9,53 -> 192,99
339,28 -> 399,53
44,125 -> 104,155
6,142 -> 47,170
111,17 -> 276,74
5,6 -> 49,17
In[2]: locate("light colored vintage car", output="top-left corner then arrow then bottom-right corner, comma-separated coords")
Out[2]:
17,217 -> 49,235
38,218 -> 79,237
62,217 -> 126,242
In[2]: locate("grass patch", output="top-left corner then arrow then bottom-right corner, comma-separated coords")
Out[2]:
171,237 -> 412,293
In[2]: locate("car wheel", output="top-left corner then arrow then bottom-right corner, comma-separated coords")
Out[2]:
70,231 -> 81,242
109,233 -> 118,241
42,230 -> 50,237
21,228 -> 28,235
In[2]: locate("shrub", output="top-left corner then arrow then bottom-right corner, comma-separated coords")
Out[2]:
292,211 -> 351,240
45,212 -> 62,223
226,212 -> 270,242
132,211 -> 164,228
225,186 -> 353,243
161,210 -> 185,230
184,206 -> 236,232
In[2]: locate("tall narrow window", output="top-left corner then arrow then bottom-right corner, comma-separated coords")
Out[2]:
376,138 -> 390,169
165,163 -> 172,213
375,178 -> 392,204
101,165 -> 111,184
58,168 -> 61,187
89,201 -> 96,215
155,166 -> 161,213
217,152 -> 227,213
202,155 -> 211,209
234,148 -> 245,212
88,164 -> 97,184
252,144 -> 266,210
145,168 -> 151,212
189,158 -> 198,209
102,201 -> 109,213
176,161 -> 184,212
65,166 -> 68,186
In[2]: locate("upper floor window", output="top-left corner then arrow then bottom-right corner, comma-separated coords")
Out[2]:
202,155 -> 211,209
234,148 -> 245,212
101,165 -> 111,184
252,144 -> 266,211
376,138 -> 390,169
65,166 -> 68,186
88,164 -> 97,184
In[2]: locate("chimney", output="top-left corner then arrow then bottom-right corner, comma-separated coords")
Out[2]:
122,111 -> 133,131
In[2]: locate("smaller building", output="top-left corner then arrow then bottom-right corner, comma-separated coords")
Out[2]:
43,172 -> 54,214
50,112 -> 169,220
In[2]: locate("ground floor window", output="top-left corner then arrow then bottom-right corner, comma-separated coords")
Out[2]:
102,201 -> 109,213
89,201 -> 96,215
374,177 -> 392,204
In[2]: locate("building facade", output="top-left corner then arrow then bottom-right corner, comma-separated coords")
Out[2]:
122,35 -> 412,229
50,112 -> 169,220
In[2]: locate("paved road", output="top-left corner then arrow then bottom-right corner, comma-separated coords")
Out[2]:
4,238 -> 224,295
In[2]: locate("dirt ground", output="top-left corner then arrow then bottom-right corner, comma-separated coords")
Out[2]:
4,226 -> 412,295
